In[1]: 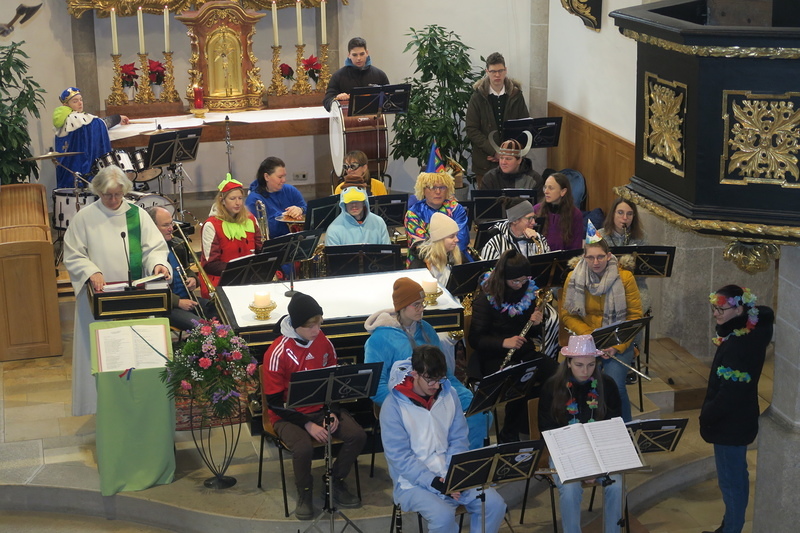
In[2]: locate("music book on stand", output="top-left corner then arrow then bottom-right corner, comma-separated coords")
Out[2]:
90,318 -> 171,373
542,417 -> 644,483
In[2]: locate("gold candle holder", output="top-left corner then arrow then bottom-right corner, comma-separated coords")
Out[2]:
160,51 -> 180,103
107,53 -> 129,106
189,107 -> 209,119
268,45 -> 288,96
423,288 -> 443,307
249,301 -> 278,321
292,44 -> 312,95
317,43 -> 331,93
134,53 -> 156,104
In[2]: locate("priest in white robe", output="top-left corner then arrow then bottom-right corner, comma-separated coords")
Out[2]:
64,166 -> 171,416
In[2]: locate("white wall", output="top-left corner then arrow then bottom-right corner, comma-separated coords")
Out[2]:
547,0 -> 639,141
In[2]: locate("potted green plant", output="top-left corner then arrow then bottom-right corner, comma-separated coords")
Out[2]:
0,41 -> 45,185
391,25 -> 482,186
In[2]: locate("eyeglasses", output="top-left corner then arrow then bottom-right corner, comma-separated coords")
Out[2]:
584,255 -> 609,263
507,276 -> 531,286
711,305 -> 734,313
487,68 -> 507,75
521,215 -> 536,222
420,374 -> 445,386
410,300 -> 428,310
425,185 -> 448,192
343,163 -> 365,171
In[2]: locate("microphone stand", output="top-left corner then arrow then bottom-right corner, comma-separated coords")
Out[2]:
121,231 -> 134,291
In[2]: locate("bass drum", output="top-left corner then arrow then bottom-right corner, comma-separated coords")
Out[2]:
329,101 -> 388,178
52,188 -> 98,231
125,192 -> 175,215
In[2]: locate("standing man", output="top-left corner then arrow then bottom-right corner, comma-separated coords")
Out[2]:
381,345 -> 506,533
147,206 -> 212,331
323,37 -> 390,112
466,53 -> 529,187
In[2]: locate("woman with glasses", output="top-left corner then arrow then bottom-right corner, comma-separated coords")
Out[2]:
480,197 -> 550,261
364,277 -> 487,449
405,172 -> 470,264
333,150 -> 388,196
468,249 -> 560,442
700,286 -> 773,533
533,172 -> 584,251
561,225 -> 642,421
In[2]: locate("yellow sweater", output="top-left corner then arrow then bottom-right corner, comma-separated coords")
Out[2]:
560,268 -> 643,353
334,178 -> 388,196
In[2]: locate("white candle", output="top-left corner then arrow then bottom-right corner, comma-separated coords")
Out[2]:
320,0 -> 327,44
137,7 -> 145,55
295,0 -> 303,45
421,280 -> 438,294
110,8 -> 119,55
271,1 -> 279,47
163,5 -> 170,52
254,292 -> 271,307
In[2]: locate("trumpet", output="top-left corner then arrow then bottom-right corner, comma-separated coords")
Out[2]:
171,248 -> 207,320
255,199 -> 269,241
500,288 -> 554,370
173,221 -> 217,301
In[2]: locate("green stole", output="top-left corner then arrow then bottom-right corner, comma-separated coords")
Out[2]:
125,207 -> 143,279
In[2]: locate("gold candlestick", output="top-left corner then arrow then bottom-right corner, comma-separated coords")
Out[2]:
268,45 -> 288,96
160,51 -> 180,103
423,288 -> 443,307
317,43 -> 331,93
107,53 -> 128,106
292,44 -> 312,95
249,301 -> 277,321
134,53 -> 156,104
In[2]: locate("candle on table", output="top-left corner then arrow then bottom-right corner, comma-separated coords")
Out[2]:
110,8 -> 119,55
137,6 -> 146,55
295,0 -> 303,45
254,292 -> 271,307
193,86 -> 204,109
320,0 -> 327,44
272,1 -> 279,47
421,280 -> 438,294
163,5 -> 170,52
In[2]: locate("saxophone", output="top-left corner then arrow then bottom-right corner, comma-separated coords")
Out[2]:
255,200 -> 269,241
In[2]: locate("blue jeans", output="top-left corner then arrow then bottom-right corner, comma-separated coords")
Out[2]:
601,345 -> 634,422
714,444 -> 748,533
550,458 -> 622,533
395,485 -> 506,533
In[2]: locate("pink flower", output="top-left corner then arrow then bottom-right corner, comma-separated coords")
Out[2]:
246,363 -> 257,375
198,357 -> 212,369
180,380 -> 192,391
200,325 -> 213,336
232,350 -> 242,360
218,328 -> 229,338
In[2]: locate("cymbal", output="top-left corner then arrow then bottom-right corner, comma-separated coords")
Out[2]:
204,119 -> 247,126
140,128 -> 177,136
23,151 -> 83,161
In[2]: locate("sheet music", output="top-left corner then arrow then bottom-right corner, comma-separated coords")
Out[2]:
586,417 -> 643,473
96,325 -> 169,372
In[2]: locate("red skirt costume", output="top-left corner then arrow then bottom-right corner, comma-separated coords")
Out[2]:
200,214 -> 260,298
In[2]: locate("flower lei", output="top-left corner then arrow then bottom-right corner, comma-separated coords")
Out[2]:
481,271 -> 537,317
566,379 -> 599,424
709,288 -> 759,346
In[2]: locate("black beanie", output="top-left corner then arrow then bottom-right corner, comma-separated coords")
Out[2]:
288,292 -> 323,327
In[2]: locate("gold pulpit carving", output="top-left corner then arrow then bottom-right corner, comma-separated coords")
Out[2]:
176,1 -> 265,112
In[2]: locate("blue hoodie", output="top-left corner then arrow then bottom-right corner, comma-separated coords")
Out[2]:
245,179 -> 307,239
325,187 -> 390,246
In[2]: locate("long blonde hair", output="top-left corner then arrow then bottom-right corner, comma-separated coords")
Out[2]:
418,238 -> 463,273
213,187 -> 249,225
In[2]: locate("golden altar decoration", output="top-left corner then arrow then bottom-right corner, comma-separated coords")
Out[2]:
67,1 -> 348,17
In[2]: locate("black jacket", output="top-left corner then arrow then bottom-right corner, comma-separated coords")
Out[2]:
323,63 -> 390,111
538,374 -> 622,433
480,157 -> 543,199
699,305 -> 774,446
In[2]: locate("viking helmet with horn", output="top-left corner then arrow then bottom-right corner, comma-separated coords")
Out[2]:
489,130 -> 533,159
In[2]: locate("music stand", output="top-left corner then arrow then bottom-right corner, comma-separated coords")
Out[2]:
445,260 -> 495,299
287,362 -> 383,533
470,189 -> 539,222
369,193 -> 408,228
444,440 -> 544,533
609,245 -> 677,278
324,244 -> 402,277
267,230 -> 323,296
348,83 -> 412,118
591,317 -> 652,353
503,117 -> 563,149
146,127 -> 203,168
528,249 -> 584,289
218,251 -> 283,287
626,418 -> 688,454
304,195 -> 341,232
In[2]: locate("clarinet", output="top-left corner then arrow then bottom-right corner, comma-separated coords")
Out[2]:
623,223 -> 631,245
499,289 -> 553,369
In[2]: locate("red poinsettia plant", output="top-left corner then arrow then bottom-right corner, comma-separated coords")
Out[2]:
148,59 -> 166,85
280,62 -> 294,80
302,55 -> 322,83
121,62 -> 139,88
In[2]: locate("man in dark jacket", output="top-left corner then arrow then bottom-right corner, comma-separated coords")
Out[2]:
466,53 -> 529,186
480,138 -> 543,198
323,37 -> 389,111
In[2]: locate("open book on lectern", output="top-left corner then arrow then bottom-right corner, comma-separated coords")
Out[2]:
542,417 -> 643,483
90,318 -> 171,374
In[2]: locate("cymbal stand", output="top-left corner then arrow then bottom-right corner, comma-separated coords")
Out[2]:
50,158 -> 91,266
223,116 -> 234,175
166,162 -> 196,224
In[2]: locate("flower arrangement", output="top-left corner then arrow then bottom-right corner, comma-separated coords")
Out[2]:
279,62 -> 294,80
160,319 -> 258,419
302,55 -> 322,83
120,62 -> 139,88
148,59 -> 165,85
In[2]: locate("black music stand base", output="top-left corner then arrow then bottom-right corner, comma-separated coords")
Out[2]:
203,474 -> 237,489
